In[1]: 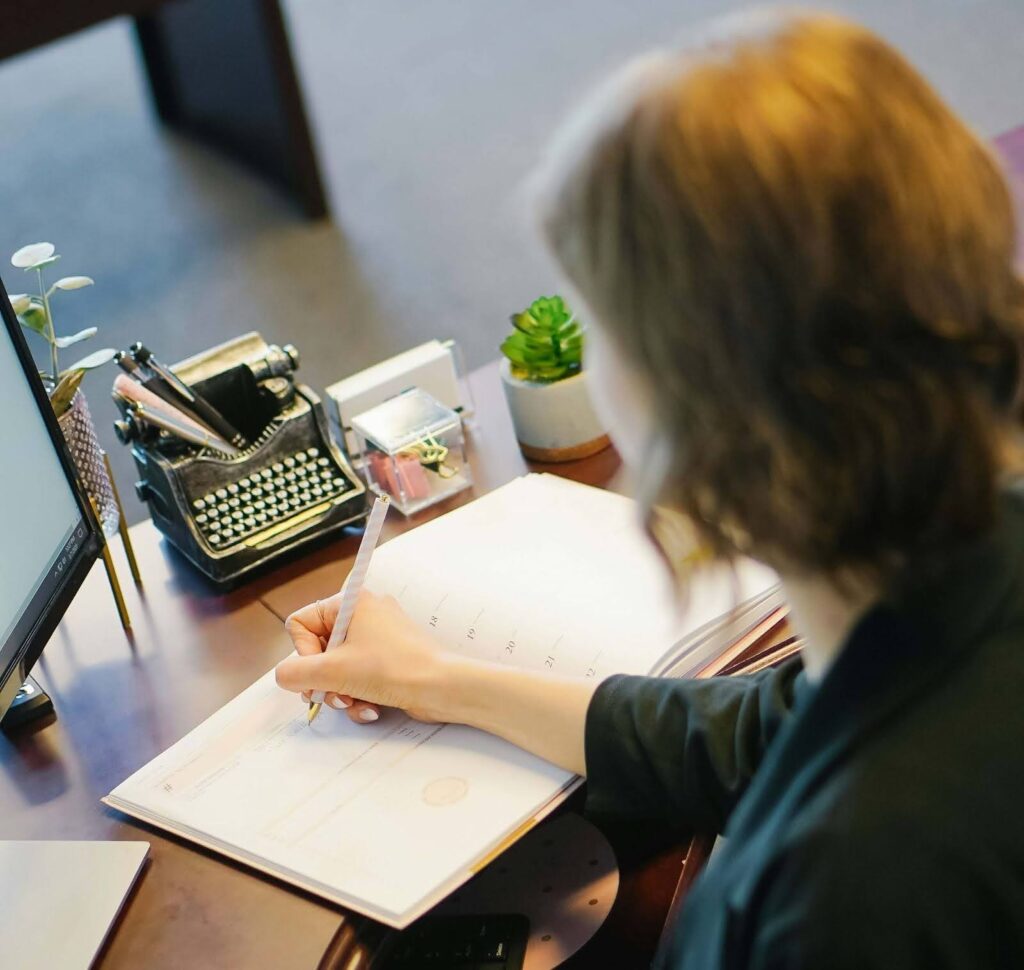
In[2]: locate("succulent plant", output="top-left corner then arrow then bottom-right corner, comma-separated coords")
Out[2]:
8,242 -> 115,416
500,295 -> 583,383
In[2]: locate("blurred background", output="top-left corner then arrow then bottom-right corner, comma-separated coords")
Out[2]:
2,0 -> 1023,523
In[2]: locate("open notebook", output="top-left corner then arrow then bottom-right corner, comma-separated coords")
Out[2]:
105,474 -> 779,928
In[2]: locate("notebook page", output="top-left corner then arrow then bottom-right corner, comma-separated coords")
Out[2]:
364,474 -> 778,679
107,671 -> 572,927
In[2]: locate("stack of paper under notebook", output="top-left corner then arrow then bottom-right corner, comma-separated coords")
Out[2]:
105,474 -> 784,928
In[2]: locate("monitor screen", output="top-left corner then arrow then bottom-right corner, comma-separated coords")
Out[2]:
0,274 -> 101,722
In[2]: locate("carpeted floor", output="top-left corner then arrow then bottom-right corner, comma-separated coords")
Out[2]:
1,1 -> 1022,522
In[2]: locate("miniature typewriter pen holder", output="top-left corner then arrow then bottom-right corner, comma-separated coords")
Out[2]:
113,332 -> 367,587
351,387 -> 472,516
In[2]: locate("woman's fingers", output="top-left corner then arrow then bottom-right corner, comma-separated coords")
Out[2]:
300,689 -> 353,712
276,654 -> 372,714
301,688 -> 374,720
346,700 -> 381,723
284,594 -> 347,656
275,651 -> 344,693
278,588 -> 401,724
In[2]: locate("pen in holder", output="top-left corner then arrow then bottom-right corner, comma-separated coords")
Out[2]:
114,332 -> 368,588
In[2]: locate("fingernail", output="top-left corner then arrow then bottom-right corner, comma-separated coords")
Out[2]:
328,696 -> 351,710
359,708 -> 379,722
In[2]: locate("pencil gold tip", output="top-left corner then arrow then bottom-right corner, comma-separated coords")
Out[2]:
307,702 -> 322,725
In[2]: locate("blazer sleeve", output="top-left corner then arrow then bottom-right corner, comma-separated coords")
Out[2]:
583,658 -> 803,833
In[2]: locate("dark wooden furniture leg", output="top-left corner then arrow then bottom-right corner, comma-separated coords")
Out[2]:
134,0 -> 328,219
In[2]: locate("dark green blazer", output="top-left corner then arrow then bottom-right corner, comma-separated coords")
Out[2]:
585,490 -> 1024,968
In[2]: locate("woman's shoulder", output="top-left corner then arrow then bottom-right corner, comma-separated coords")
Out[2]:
805,624 -> 1024,865
734,648 -> 1024,966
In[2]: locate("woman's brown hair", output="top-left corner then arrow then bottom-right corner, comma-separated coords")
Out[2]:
535,12 -> 1024,587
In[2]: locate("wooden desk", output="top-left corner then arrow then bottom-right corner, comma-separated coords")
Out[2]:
0,363 -> 685,968
0,0 -> 327,218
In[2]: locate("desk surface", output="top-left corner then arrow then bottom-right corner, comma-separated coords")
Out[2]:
0,362 -> 682,969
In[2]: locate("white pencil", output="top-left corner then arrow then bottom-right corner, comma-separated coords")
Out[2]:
308,494 -> 390,724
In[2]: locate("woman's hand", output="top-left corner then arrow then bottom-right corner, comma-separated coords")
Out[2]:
275,588 -> 598,776
275,590 -> 451,724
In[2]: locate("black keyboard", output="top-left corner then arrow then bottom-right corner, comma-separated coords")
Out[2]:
190,445 -> 359,550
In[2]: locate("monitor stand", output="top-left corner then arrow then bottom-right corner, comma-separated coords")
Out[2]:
1,676 -> 55,733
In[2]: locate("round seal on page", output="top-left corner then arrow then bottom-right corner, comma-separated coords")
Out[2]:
423,776 -> 469,806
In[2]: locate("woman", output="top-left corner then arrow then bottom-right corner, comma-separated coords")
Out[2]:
276,12 -> 1024,967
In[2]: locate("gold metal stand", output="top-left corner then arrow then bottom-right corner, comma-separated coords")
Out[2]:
90,497 -> 131,630
85,452 -> 143,631
103,452 -> 142,587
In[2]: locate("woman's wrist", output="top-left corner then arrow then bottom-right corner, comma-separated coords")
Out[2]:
402,648 -> 597,775
416,652 -> 496,726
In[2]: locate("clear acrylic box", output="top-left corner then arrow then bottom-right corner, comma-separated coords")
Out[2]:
351,387 -> 472,515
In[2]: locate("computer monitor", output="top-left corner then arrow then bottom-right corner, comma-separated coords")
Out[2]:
0,271 -> 102,729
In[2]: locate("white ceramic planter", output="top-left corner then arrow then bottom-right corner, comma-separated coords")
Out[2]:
499,359 -> 611,462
